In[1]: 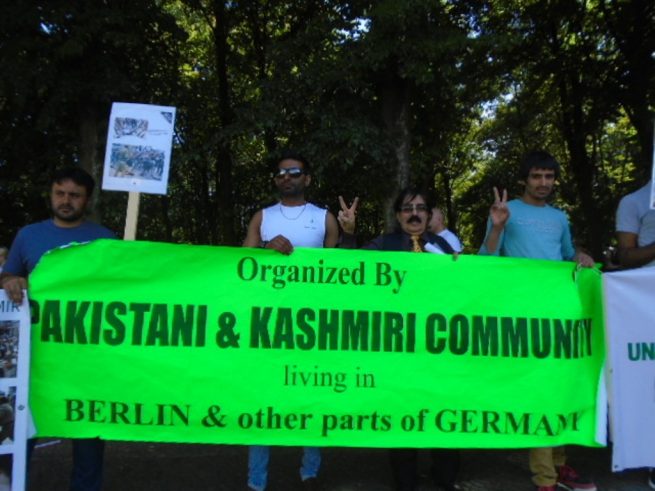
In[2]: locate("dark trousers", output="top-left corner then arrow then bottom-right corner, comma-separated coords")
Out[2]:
27,438 -> 104,491
389,448 -> 460,491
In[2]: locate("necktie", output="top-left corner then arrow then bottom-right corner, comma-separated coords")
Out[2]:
411,235 -> 423,252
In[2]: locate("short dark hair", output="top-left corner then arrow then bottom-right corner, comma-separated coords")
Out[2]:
272,150 -> 311,174
519,150 -> 560,180
51,167 -> 96,196
393,186 -> 435,212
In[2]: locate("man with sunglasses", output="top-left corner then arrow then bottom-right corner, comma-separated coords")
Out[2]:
243,151 -> 339,491
339,186 -> 454,255
339,187 -> 459,491
243,152 -> 339,253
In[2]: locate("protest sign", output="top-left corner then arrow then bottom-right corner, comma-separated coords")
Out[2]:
605,267 -> 655,470
101,102 -> 176,195
28,240 -> 606,449
0,291 -> 31,491
101,102 -> 177,240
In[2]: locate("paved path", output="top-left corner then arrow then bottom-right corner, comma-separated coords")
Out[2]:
27,441 -> 650,490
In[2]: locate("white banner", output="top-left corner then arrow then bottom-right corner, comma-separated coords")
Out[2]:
604,267 -> 655,470
0,291 -> 31,491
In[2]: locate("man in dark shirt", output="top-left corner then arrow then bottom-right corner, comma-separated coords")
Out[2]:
339,186 -> 454,255
338,187 -> 459,491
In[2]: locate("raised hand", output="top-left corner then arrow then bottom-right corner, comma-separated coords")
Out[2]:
490,187 -> 510,228
337,196 -> 359,234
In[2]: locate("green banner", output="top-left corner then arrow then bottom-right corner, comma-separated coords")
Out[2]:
28,240 -> 605,448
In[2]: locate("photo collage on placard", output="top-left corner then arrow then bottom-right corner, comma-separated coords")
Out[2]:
0,319 -> 18,491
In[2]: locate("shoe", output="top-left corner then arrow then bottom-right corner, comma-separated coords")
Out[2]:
557,465 -> 597,491
649,468 -> 655,490
302,477 -> 319,490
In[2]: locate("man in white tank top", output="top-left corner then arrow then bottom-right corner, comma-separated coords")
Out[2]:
242,152 -> 339,490
244,153 -> 339,252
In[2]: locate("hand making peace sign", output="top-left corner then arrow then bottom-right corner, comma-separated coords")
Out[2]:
337,196 -> 359,234
490,187 -> 510,228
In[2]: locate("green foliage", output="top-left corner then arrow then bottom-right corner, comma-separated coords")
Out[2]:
0,0 -> 652,258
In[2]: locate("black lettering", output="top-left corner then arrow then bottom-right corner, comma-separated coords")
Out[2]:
554,319 -> 572,359
273,308 -> 294,348
295,308 -> 316,350
237,257 -> 258,281
250,307 -> 272,348
65,399 -> 84,421
341,311 -> 368,351
449,314 -> 469,355
501,317 -> 528,357
472,316 -> 498,356
90,301 -> 104,344
531,318 -> 551,358
42,300 -> 63,342
104,302 -> 126,345
64,301 -> 90,344
318,310 -> 339,350
146,304 -> 169,346
130,303 -> 151,345
425,313 -> 447,354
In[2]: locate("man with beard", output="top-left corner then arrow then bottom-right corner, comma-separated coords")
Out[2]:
338,187 -> 459,491
1,166 -> 114,491
243,152 -> 339,253
243,152 -> 339,490
479,150 -> 595,491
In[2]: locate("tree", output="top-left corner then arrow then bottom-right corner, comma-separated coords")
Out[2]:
0,1 -> 185,243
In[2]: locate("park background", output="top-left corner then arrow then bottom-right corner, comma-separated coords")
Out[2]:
0,1 -> 653,257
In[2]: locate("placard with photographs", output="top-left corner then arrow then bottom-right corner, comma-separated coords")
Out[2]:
102,102 -> 176,195
0,291 -> 30,491
651,121 -> 655,209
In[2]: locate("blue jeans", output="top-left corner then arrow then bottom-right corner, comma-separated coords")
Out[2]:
247,446 -> 320,491
27,438 -> 104,491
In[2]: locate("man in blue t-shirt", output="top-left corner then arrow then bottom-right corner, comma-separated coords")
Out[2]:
479,151 -> 595,491
1,167 -> 114,491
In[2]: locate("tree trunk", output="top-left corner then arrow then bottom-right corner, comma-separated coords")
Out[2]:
379,64 -> 411,232
78,105 -> 102,222
557,74 -> 603,258
212,0 -> 236,245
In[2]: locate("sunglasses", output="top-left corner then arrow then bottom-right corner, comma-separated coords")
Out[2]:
274,167 -> 305,179
400,204 -> 429,213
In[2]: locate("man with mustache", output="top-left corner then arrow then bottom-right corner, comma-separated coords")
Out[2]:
479,151 -> 595,491
339,187 -> 459,491
1,166 -> 114,491
340,187 -> 454,255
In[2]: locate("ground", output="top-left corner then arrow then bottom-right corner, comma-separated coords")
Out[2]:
26,441 -> 651,490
